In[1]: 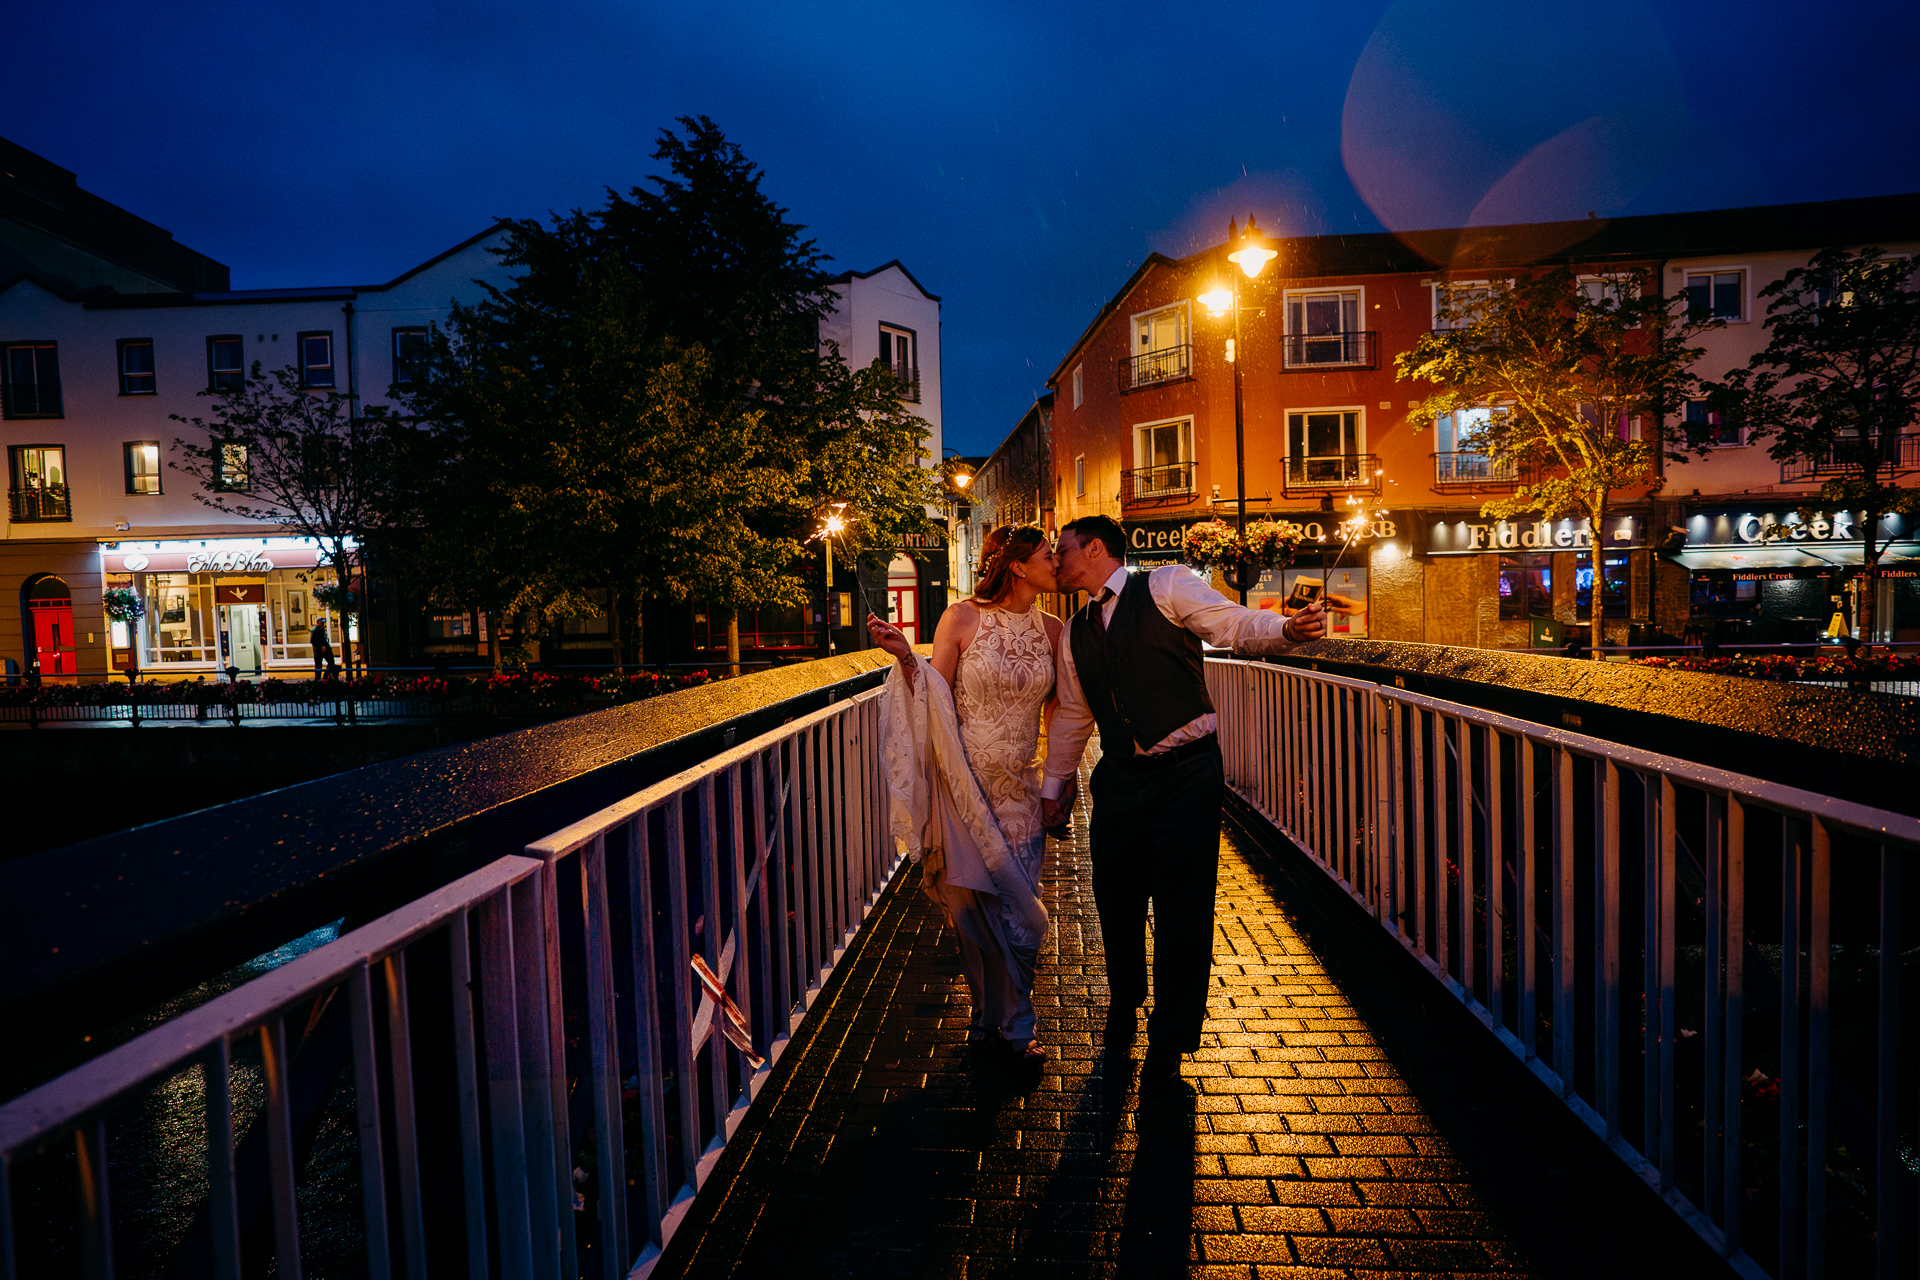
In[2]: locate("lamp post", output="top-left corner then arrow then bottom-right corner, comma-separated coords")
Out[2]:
940,449 -> 974,597
1200,215 -> 1278,603
816,504 -> 848,656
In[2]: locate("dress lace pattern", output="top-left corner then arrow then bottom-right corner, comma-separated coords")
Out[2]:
955,606 -> 1055,886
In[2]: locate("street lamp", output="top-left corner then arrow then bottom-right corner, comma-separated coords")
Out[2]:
814,503 -> 849,656
1201,214 -> 1277,603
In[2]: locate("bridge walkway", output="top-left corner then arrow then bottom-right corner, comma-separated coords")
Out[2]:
651,765 -> 1731,1280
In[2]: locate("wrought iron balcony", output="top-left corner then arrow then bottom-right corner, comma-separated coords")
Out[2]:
1780,432 -> 1919,483
1281,453 -> 1382,495
1280,331 -> 1379,370
1119,344 -> 1191,392
9,485 -> 71,522
1432,451 -> 1520,489
888,362 -> 921,403
1120,462 -> 1197,509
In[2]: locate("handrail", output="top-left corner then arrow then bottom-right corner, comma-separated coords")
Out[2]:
1208,655 -> 1920,1280
0,679 -> 901,1280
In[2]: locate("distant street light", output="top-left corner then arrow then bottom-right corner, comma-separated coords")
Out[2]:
814,503 -> 850,655
1202,214 -> 1276,603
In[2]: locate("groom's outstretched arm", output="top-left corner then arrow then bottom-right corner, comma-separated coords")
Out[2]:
1040,617 -> 1093,822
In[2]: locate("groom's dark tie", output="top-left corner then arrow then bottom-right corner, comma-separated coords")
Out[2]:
1091,586 -> 1113,633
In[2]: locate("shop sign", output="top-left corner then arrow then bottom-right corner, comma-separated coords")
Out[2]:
1427,515 -> 1640,554
106,545 -> 323,574
190,549 -> 275,573
1683,508 -> 1912,548
214,583 -> 267,603
1127,513 -> 1400,562
895,530 -> 948,552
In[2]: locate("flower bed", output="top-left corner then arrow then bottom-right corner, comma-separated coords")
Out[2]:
0,668 -> 719,709
1633,652 -> 1920,683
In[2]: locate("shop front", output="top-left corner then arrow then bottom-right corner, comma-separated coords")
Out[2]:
1670,507 -> 1920,644
1124,510 -> 1407,641
1422,511 -> 1649,649
100,538 -> 351,677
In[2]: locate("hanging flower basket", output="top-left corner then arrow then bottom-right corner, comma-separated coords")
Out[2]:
1183,519 -> 1300,572
102,587 -> 146,623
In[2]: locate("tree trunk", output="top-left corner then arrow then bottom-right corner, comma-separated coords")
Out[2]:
1859,509 -> 1885,648
1589,500 -> 1608,659
487,618 -> 502,673
726,609 -> 741,679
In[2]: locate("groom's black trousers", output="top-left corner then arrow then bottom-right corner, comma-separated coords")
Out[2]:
1087,736 -> 1224,1054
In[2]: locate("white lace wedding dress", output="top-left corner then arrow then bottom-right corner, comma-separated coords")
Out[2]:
953,605 -> 1054,896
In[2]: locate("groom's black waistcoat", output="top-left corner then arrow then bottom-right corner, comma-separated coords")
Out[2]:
1070,570 -> 1215,755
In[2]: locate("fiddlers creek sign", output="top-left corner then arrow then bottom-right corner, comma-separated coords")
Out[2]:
1127,514 -> 1400,562
1427,514 -> 1642,555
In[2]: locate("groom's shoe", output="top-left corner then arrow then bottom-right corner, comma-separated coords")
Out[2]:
1102,1003 -> 1137,1047
1140,1044 -> 1183,1090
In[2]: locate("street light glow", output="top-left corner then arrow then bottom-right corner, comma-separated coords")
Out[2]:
1199,288 -> 1232,316
1227,215 -> 1277,279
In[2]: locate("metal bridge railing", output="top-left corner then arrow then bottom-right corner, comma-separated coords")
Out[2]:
0,684 -> 896,1280
1208,656 -> 1920,1280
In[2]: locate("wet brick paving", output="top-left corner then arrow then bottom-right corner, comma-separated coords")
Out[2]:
651,754 -> 1728,1280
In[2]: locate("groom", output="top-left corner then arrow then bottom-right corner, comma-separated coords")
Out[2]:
1039,515 -> 1325,1087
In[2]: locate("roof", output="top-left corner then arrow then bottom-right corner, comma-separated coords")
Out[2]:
832,259 -> 941,303
1044,191 -> 1920,388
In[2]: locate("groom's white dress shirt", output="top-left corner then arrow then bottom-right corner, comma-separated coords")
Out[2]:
1040,564 -> 1303,800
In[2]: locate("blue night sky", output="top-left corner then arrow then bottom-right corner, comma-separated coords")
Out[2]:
11,0 -> 1919,454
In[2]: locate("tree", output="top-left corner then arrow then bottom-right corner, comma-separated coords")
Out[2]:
1396,269 -> 1718,651
392,117 -> 939,666
1702,247 -> 1920,645
171,363 -> 392,674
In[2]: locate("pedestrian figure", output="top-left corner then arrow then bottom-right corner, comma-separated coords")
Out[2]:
312,616 -> 336,680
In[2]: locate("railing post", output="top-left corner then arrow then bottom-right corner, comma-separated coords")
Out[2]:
1780,816 -> 1804,1277
1806,818 -> 1831,1280
1875,845 -> 1899,1280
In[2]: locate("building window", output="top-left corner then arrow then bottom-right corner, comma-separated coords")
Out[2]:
215,442 -> 249,491
1131,419 -> 1193,496
118,339 -> 156,396
1433,407 -> 1516,483
125,441 -> 162,495
8,444 -> 70,522
1283,290 -> 1366,366
1433,282 -> 1492,330
1285,409 -> 1366,486
1498,554 -> 1551,621
1126,304 -> 1190,388
2,342 -> 63,418
392,326 -> 428,388
1685,270 -> 1745,321
1685,401 -> 1744,447
1071,364 -> 1083,409
1074,453 -> 1086,497
299,332 -> 335,388
208,336 -> 245,392
1578,275 -> 1634,310
879,324 -> 918,401
1576,552 -> 1630,618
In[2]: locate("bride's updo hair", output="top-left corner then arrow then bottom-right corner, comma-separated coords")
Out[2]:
973,525 -> 1048,606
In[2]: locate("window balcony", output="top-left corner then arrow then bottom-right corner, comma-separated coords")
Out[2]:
1280,331 -> 1379,370
9,485 -> 71,522
1432,451 -> 1520,490
888,362 -> 921,404
1119,345 -> 1191,392
1120,462 -> 1197,510
1281,453 -> 1381,496
1780,432 -> 1919,483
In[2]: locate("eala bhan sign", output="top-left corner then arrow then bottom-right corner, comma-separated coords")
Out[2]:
1427,515 -> 1639,555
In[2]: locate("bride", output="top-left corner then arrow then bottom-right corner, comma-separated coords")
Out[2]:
869,525 -> 1063,1062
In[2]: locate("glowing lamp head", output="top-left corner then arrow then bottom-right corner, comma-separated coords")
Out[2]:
953,471 -> 972,488
1199,287 -> 1233,316
1227,214 -> 1277,280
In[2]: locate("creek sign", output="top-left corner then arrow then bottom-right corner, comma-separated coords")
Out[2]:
1126,512 -> 1401,567
1672,508 -> 1919,571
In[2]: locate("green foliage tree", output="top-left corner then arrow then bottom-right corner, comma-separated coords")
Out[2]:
391,117 -> 939,666
1701,247 -> 1920,645
1396,269 -> 1718,650
170,363 -> 393,673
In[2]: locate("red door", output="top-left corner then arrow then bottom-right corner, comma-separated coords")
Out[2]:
30,603 -> 76,675
886,584 -> 919,646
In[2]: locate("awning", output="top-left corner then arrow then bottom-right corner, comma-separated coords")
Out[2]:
1671,546 -> 1920,571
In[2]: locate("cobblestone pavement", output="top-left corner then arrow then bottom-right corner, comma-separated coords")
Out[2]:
652,760 -> 1728,1280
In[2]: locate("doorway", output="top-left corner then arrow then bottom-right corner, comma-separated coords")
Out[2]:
25,576 -> 75,676
221,604 -> 265,675
886,555 -> 921,646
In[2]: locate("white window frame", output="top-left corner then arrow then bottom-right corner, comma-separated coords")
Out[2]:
1682,266 -> 1750,323
298,331 -> 335,389
1132,416 -> 1194,496
1071,363 -> 1084,409
1073,453 -> 1086,497
1126,302 -> 1191,387
1431,279 -> 1494,330
1284,405 -> 1368,488
1283,286 -> 1367,368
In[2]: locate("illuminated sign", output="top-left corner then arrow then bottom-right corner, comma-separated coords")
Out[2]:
1128,514 -> 1398,557
1427,515 -> 1640,555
